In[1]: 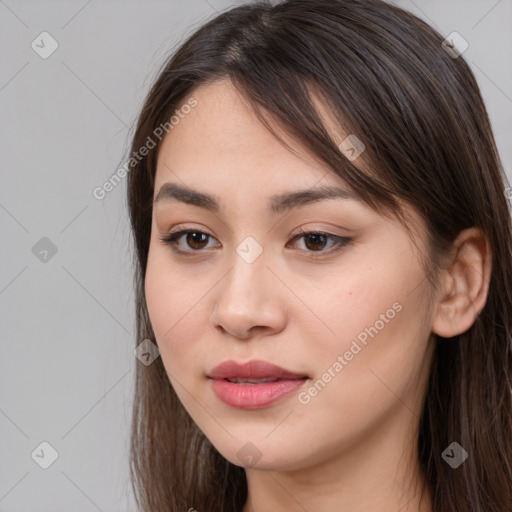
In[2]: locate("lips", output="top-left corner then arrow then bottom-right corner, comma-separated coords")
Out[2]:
208,359 -> 307,381
208,360 -> 309,409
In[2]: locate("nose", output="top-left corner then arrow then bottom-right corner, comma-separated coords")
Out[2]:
210,251 -> 288,340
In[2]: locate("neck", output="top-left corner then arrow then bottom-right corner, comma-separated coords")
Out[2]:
242,406 -> 433,512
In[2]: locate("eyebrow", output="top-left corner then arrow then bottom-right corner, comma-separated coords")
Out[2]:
153,182 -> 359,214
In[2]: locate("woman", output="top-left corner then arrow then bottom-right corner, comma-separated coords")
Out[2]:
126,0 -> 512,510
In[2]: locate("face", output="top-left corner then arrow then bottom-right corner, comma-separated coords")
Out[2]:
145,79 -> 436,472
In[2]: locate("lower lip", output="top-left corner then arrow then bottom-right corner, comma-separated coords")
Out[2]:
210,378 -> 307,409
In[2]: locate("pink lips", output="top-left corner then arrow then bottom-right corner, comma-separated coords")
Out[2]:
208,359 -> 308,409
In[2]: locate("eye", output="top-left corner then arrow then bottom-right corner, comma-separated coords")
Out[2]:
159,229 -> 219,253
287,230 -> 353,256
159,228 -> 353,257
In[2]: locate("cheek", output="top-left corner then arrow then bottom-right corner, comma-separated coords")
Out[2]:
310,243 -> 428,375
301,257 -> 431,415
144,249 -> 206,373
311,268 -> 396,356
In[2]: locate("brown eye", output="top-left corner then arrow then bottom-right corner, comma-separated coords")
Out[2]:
160,229 -> 218,253
303,233 -> 328,251
288,230 -> 353,257
160,228 -> 353,258
184,231 -> 209,250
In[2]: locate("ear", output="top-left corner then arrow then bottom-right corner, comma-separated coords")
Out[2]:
431,227 -> 492,338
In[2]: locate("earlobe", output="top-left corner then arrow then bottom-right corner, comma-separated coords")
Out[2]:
431,227 -> 492,338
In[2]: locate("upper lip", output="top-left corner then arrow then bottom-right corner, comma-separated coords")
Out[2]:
208,359 -> 308,380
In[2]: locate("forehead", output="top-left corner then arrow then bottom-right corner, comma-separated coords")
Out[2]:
154,79 -> 353,193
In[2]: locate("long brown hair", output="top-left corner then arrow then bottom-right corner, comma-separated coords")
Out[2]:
126,1 -> 512,510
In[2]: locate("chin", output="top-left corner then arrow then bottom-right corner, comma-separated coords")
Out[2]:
209,435 -> 310,472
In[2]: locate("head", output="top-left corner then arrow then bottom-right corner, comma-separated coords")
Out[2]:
126,1 -> 512,511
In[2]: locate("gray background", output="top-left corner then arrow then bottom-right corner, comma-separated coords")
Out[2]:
1,0 -> 510,510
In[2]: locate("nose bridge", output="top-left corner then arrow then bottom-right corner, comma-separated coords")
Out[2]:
210,236 -> 287,338
221,238 -> 269,309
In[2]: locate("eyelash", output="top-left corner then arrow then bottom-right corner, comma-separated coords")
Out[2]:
159,229 -> 353,258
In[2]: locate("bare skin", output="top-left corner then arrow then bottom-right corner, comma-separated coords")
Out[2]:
144,79 -> 492,512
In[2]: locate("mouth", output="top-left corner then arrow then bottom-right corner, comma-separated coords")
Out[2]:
208,359 -> 309,409
223,377 -> 287,384
208,359 -> 308,380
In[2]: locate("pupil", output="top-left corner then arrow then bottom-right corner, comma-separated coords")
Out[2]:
187,232 -> 208,249
306,233 -> 326,251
